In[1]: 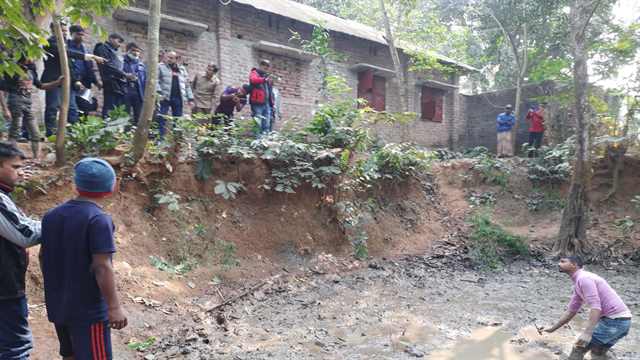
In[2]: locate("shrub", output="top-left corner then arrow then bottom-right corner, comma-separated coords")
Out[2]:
471,153 -> 510,187
67,115 -> 129,155
469,212 -> 528,269
526,137 -> 574,184
350,143 -> 434,190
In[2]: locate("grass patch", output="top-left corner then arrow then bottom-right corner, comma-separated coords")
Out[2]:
469,212 -> 528,269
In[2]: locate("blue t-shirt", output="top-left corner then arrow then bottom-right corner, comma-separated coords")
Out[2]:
496,112 -> 515,132
41,200 -> 116,325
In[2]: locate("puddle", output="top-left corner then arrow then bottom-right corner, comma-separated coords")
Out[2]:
429,326 -> 556,360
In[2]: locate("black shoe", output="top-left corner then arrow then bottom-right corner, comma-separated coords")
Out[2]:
17,137 -> 29,143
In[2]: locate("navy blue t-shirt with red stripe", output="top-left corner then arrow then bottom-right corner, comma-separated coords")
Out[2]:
41,200 -> 116,325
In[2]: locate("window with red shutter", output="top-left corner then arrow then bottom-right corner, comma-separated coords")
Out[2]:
421,86 -> 444,122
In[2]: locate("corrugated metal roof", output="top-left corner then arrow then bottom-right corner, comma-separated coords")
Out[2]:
232,0 -> 477,72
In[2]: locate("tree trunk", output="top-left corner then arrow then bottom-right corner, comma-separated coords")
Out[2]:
52,14 -> 71,166
379,0 -> 407,112
513,74 -> 523,149
486,8 -> 527,152
131,0 -> 161,164
555,0 -> 599,256
379,0 -> 409,142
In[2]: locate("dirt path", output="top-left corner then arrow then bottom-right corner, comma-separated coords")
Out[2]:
132,257 -> 639,359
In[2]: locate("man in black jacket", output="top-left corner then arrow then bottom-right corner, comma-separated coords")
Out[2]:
41,21 -> 104,136
0,142 -> 41,359
68,25 -> 101,123
94,33 -> 135,118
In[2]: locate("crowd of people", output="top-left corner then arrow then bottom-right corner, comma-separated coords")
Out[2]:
0,20 -> 283,161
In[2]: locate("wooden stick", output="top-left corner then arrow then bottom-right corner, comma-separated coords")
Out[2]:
206,281 -> 267,313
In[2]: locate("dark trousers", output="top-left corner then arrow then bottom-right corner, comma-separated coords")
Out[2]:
528,132 -> 544,157
102,91 -> 125,119
0,297 -> 33,359
43,87 -> 79,137
124,91 -> 143,126
7,93 -> 40,142
157,97 -> 183,138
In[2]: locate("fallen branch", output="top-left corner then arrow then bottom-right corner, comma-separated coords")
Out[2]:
205,280 -> 268,313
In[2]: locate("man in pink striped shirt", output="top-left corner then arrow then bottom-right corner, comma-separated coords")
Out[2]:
544,256 -> 632,360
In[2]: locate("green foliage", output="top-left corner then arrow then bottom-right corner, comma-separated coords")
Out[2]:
463,146 -> 491,158
149,255 -> 196,275
336,201 -> 369,260
127,337 -> 156,351
433,149 -> 462,161
614,216 -> 635,236
67,113 -> 129,155
213,239 -> 240,270
254,133 -> 343,192
154,192 -> 181,212
290,23 -> 345,62
0,0 -> 128,77
350,143 -> 433,190
471,152 -> 509,187
407,50 -> 459,75
469,212 -> 528,269
371,143 -> 433,179
526,137 -> 574,184
214,180 -> 245,200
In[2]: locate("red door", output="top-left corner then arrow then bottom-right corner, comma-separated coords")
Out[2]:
421,87 -> 443,122
357,70 -> 374,108
372,76 -> 386,111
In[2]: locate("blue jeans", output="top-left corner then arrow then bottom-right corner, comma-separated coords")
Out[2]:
43,87 -> 79,137
590,317 -> 631,348
251,104 -> 272,134
157,97 -> 183,138
0,297 -> 33,359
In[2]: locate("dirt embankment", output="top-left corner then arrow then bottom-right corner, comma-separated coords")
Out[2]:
20,156 -> 467,359
17,155 -> 640,359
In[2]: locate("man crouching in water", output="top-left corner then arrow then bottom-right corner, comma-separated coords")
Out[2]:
544,256 -> 632,359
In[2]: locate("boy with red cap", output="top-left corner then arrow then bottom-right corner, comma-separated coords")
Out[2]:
40,158 -> 127,360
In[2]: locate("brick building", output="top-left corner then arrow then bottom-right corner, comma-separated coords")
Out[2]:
90,0 -> 475,149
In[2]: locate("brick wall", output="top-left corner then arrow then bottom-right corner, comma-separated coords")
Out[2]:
462,82 -> 559,152
25,0 -> 466,150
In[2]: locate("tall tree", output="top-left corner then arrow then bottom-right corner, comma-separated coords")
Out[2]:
378,0 -> 409,112
131,0 -> 161,164
483,4 -> 528,139
554,0 -> 603,256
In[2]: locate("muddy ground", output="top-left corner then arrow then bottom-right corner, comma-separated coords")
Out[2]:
18,153 -> 640,359
134,256 -> 639,359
